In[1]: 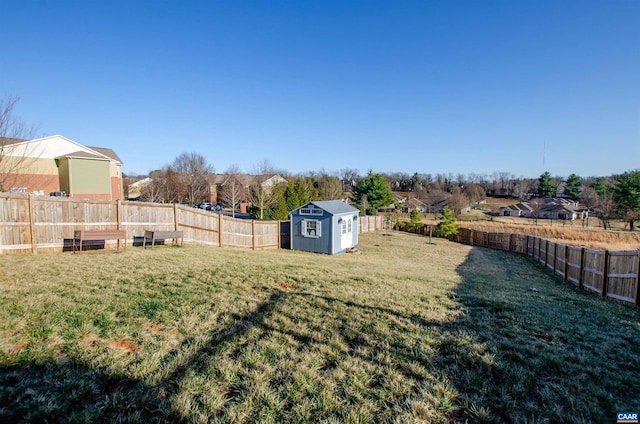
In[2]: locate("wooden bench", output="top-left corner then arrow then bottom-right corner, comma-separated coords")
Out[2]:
73,229 -> 127,252
143,230 -> 184,248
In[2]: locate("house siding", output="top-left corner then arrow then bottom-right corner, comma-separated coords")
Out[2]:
2,135 -> 123,200
67,158 -> 111,196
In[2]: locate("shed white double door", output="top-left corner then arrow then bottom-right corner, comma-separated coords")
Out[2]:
340,217 -> 353,249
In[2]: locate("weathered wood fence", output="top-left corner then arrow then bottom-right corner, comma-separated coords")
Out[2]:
450,227 -> 640,306
0,193 -> 385,254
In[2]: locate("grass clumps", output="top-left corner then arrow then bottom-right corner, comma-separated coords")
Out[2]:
1,232 -> 639,422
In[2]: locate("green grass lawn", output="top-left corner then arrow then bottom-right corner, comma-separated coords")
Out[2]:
1,231 -> 639,423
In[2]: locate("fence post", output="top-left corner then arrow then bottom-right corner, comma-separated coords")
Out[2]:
537,237 -> 542,261
251,220 -> 256,250
525,235 -> 530,256
29,194 -> 37,254
277,221 -> 281,249
116,200 -> 122,230
602,250 -> 609,299
563,245 -> 569,281
635,253 -> 640,306
173,203 -> 179,231
116,200 -> 123,249
578,247 -> 585,290
218,214 -> 223,247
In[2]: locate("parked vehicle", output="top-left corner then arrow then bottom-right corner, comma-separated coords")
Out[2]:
194,202 -> 222,212
194,202 -> 213,210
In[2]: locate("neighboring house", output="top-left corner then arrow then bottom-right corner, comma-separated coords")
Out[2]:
1,135 -> 123,200
401,197 -> 429,213
125,177 -> 152,200
290,200 -> 359,255
206,173 -> 287,205
500,202 -> 535,218
499,198 -> 587,220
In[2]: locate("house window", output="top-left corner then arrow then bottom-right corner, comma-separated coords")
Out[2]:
300,208 -> 323,216
302,219 -> 322,238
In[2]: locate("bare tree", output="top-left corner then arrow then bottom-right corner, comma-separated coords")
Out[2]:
221,164 -> 244,218
250,159 -> 276,220
171,152 -> 214,205
340,167 -> 360,191
0,96 -> 39,192
317,173 -> 344,200
425,189 -> 451,214
596,191 -> 617,230
140,167 -> 186,203
138,170 -> 167,203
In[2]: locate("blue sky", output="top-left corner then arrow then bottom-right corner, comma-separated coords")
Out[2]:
2,0 -> 639,179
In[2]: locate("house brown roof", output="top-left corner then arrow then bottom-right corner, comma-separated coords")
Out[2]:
87,146 -> 123,163
58,150 -> 109,160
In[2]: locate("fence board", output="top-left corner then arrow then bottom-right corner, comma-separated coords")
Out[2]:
554,243 -> 567,278
546,242 -> 556,271
511,234 -> 528,254
566,246 -> 583,286
488,233 -> 510,250
606,251 -> 639,304
582,249 -> 606,295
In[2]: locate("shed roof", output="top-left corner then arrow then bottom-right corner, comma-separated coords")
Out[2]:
307,200 -> 359,215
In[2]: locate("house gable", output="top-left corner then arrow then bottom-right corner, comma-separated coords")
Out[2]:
2,135 -> 123,200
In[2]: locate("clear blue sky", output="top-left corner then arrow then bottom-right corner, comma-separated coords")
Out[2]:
2,0 -> 639,179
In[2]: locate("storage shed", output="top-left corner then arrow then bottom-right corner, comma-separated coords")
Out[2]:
290,200 -> 359,254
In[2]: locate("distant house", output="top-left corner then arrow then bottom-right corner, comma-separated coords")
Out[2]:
290,200 -> 359,255
125,177 -> 152,200
499,202 -> 535,218
1,135 -> 123,200
206,174 -> 287,206
499,198 -> 587,220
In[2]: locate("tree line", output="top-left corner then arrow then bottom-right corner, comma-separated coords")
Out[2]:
2,96 -> 639,230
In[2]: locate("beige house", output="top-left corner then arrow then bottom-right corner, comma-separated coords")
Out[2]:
0,135 -> 124,200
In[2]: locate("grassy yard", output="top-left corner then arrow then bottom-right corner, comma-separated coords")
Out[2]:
1,232 -> 639,423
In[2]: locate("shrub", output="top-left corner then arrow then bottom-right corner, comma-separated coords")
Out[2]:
435,207 -> 460,237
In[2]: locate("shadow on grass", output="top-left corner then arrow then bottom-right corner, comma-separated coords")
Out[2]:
450,246 -> 640,423
0,360 -> 174,423
0,291 -> 287,423
3,246 -> 639,422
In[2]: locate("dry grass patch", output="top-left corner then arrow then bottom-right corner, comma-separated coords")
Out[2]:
1,232 -> 639,423
458,220 -> 640,250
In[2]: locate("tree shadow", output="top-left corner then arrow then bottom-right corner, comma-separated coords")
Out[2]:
450,246 -> 640,422
1,291 -> 287,423
0,360 -> 175,423
4,246 -> 638,422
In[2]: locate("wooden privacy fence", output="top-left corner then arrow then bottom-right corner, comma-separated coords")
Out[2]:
452,227 -> 640,306
0,193 -> 385,254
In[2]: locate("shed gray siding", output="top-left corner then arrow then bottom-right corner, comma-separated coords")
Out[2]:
290,200 -> 359,255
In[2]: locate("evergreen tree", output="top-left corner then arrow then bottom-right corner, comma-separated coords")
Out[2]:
612,169 -> 640,231
270,183 -> 289,220
564,173 -> 582,201
351,174 -> 394,215
590,177 -> 610,195
408,207 -> 422,229
537,171 -> 557,198
435,207 -> 460,237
